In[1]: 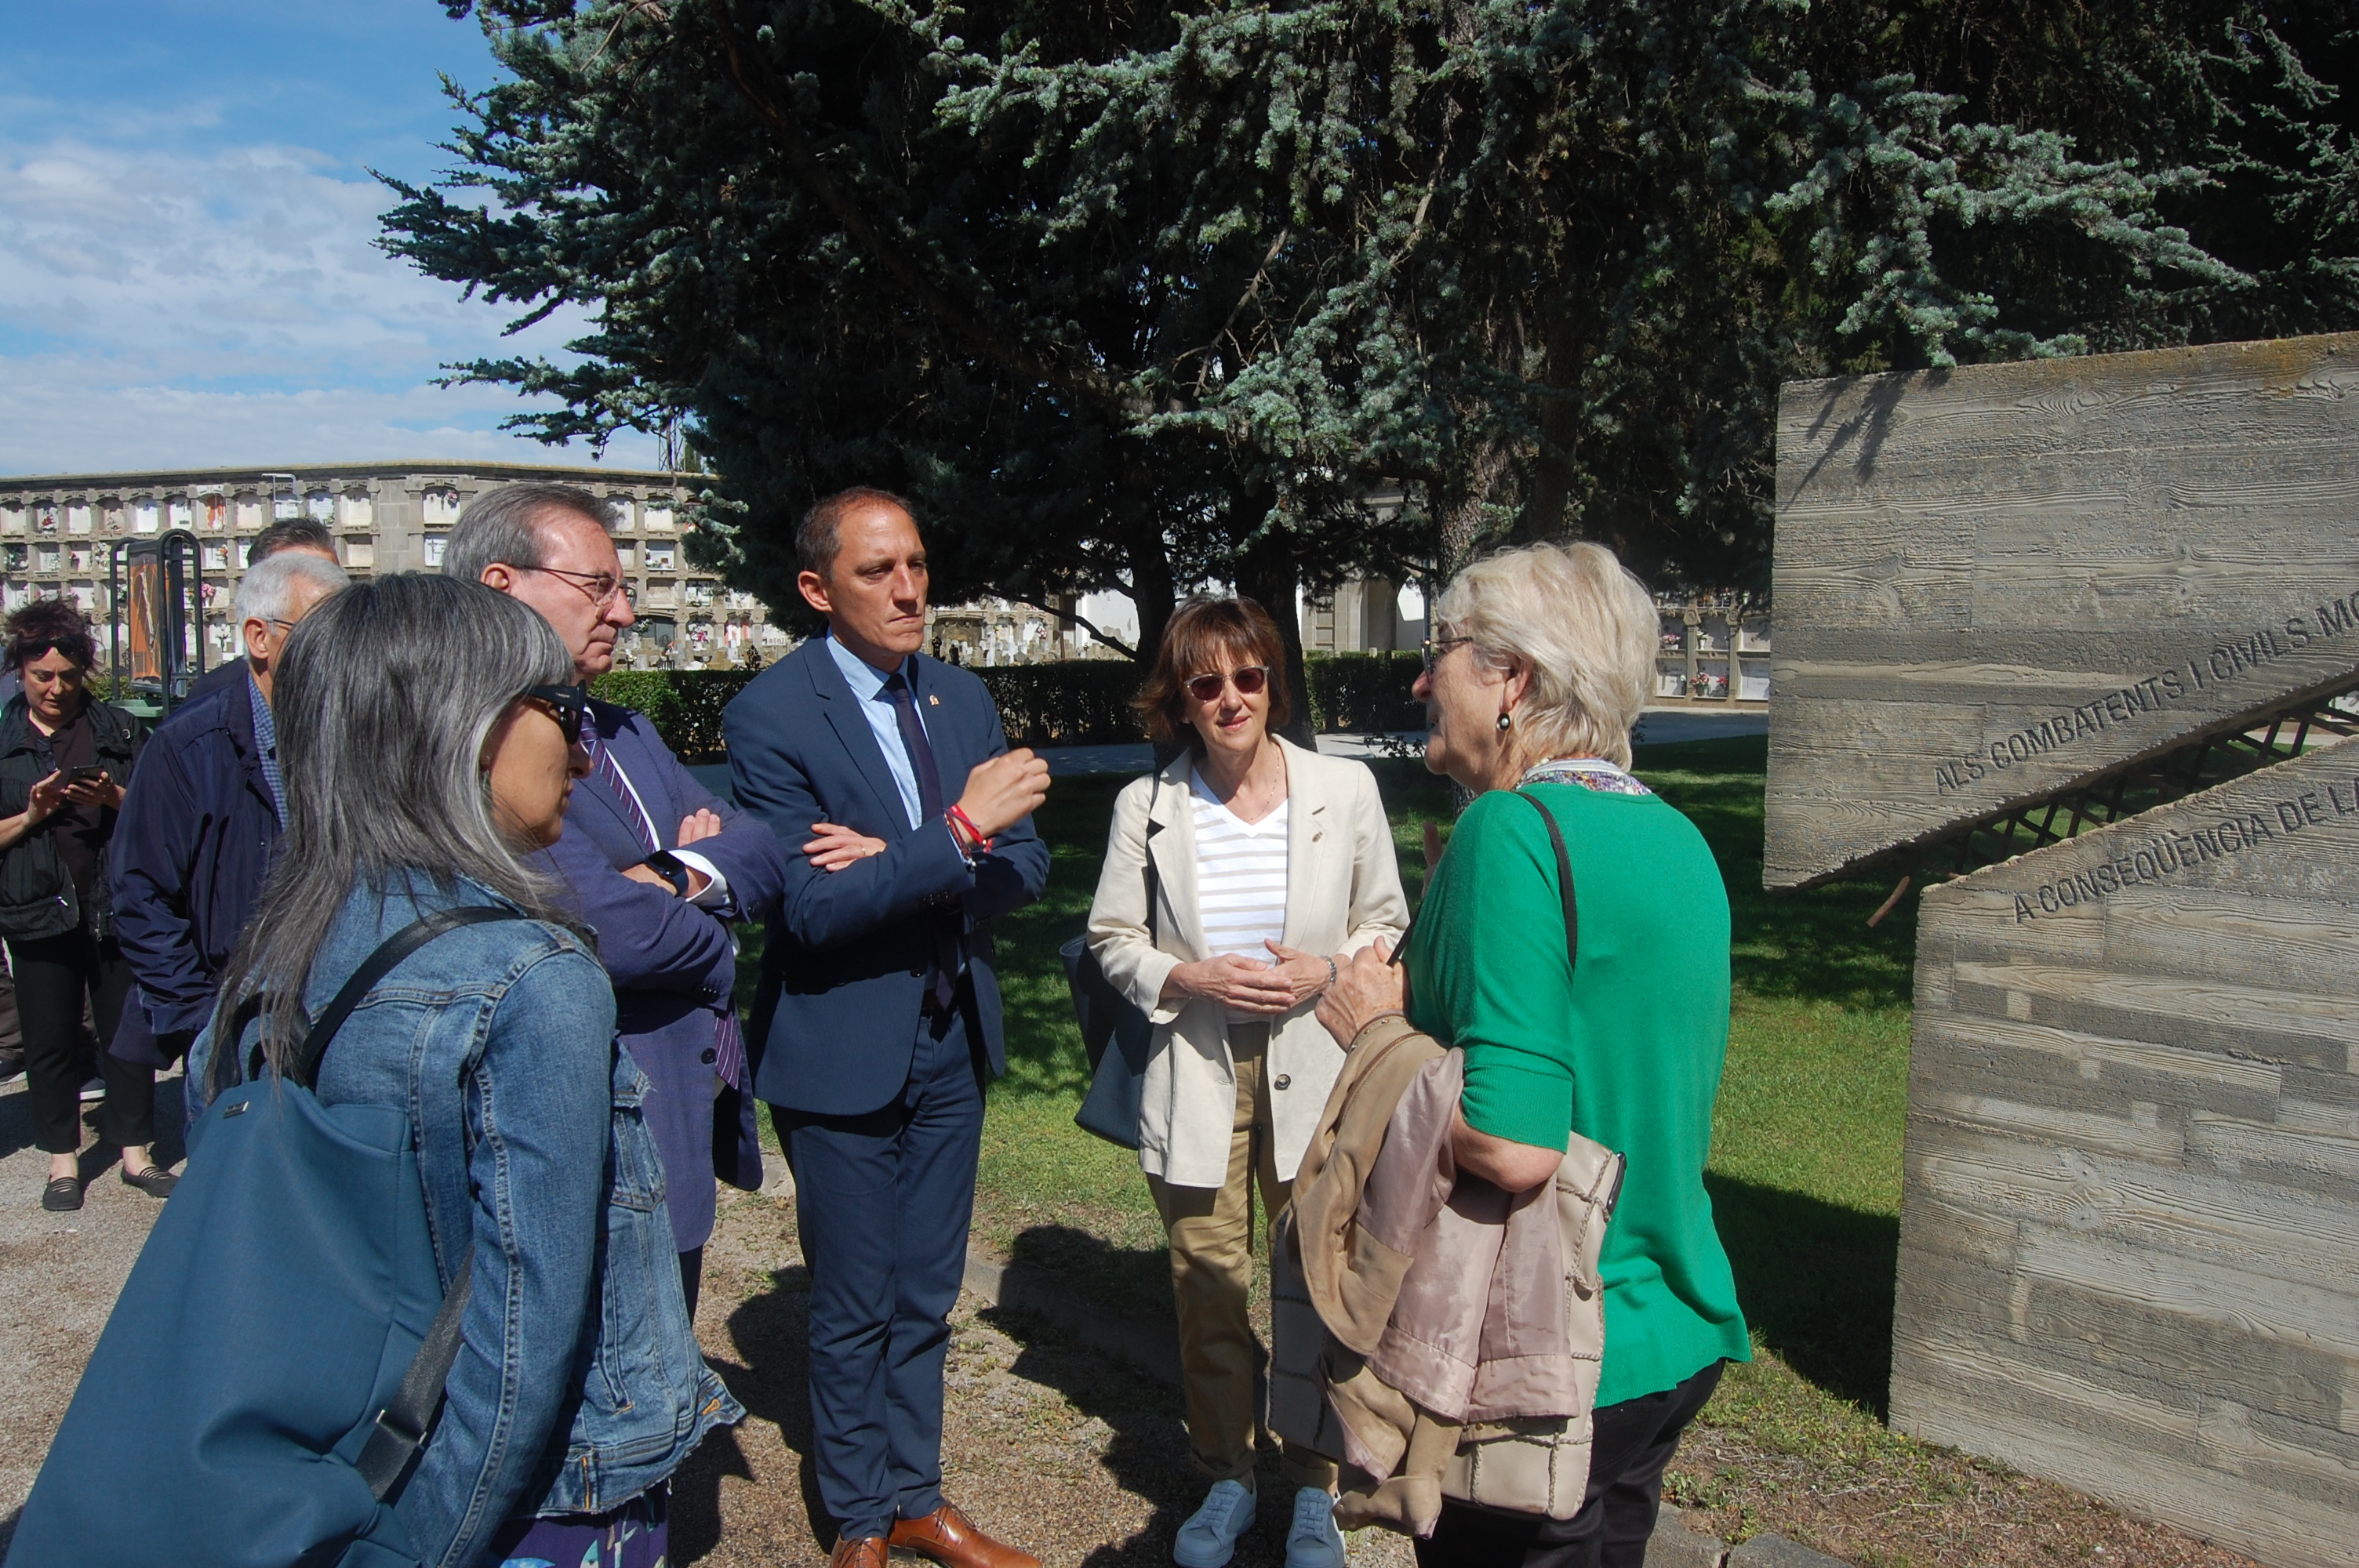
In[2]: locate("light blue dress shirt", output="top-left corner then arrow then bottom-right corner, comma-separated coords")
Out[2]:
826,631 -> 932,830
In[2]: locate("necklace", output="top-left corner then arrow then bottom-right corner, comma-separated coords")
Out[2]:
1518,756 -> 1652,797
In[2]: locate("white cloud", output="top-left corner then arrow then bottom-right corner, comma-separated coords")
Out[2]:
0,133 -> 656,474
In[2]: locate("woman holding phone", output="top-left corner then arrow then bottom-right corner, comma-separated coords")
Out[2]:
0,598 -> 160,1210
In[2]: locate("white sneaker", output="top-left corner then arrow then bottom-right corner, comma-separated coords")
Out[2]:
1172,1477 -> 1256,1568
1285,1486 -> 1346,1568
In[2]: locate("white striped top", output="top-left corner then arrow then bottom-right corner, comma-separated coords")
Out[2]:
1190,769 -> 1291,1018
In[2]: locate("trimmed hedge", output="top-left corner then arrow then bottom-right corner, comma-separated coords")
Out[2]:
590,670 -> 755,760
588,659 -> 1151,757
1305,651 -> 1423,733
975,661 -> 1147,746
592,652 -> 1423,759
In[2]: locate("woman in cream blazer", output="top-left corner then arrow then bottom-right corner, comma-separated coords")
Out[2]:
1087,596 -> 1408,1568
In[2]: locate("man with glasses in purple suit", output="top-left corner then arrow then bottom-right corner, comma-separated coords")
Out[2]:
450,482 -> 786,1316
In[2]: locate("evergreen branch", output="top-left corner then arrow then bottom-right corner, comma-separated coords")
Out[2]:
707,0 -> 1135,417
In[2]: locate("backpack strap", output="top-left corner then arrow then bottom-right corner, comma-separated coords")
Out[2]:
354,1247 -> 474,1499
289,904 -> 533,1501
1512,789 -> 1578,974
289,905 -> 531,1089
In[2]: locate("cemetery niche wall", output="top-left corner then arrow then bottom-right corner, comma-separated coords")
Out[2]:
1768,332 -> 2359,1568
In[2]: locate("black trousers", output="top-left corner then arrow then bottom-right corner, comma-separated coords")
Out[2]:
0,959 -> 19,1054
6,929 -> 151,1155
1415,1359 -> 1726,1568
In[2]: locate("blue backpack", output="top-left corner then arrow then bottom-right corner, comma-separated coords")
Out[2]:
11,908 -> 525,1568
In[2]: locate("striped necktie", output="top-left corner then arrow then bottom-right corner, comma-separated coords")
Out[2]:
578,710 -> 747,1089
578,710 -> 657,854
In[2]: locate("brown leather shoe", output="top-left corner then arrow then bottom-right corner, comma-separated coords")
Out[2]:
887,1501 -> 1039,1568
827,1534 -> 888,1568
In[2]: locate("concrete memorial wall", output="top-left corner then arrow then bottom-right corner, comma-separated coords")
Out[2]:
1766,333 -> 2359,891
1767,334 -> 2359,1568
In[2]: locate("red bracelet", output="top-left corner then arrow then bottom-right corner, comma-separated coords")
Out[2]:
946,805 -> 993,854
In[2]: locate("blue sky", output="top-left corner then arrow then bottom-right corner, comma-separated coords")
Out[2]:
0,0 -> 658,475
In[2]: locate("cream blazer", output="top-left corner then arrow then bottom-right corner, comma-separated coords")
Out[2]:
1085,737 -> 1410,1188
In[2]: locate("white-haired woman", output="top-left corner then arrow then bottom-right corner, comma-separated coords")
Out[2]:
1316,542 -> 1750,1567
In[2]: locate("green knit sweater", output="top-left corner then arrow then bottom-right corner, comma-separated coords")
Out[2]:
1405,780 -> 1750,1406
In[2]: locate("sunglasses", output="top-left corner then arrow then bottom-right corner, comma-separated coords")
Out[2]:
1185,665 -> 1270,703
522,683 -> 590,736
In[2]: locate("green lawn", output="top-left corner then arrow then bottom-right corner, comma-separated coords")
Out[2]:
751,735 -> 1925,1451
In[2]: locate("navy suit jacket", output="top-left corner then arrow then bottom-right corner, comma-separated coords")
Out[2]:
538,697 -> 787,1252
725,638 -> 1049,1117
108,677 -> 277,1064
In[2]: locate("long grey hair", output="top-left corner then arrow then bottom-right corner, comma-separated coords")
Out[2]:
211,572 -> 580,1081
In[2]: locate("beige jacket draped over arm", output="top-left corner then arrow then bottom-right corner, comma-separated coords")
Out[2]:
1085,737 -> 1410,1187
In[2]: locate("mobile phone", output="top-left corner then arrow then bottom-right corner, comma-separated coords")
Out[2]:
65,766 -> 107,784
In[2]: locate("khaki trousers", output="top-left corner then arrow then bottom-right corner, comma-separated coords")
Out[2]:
1147,1022 -> 1339,1490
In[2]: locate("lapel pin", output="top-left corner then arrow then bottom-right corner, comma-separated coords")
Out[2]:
929,694 -> 940,706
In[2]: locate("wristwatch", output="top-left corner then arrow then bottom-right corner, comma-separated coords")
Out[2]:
641,849 -> 693,898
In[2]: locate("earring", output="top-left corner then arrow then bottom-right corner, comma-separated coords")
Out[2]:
1496,712 -> 1513,732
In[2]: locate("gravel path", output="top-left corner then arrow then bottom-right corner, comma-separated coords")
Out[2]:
678,1186 -> 1412,1566
0,1070 -> 187,1548
0,1087 -> 1407,1566
0,1092 -> 2260,1568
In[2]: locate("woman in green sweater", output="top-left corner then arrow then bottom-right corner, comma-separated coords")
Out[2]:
1320,540 -> 1749,1567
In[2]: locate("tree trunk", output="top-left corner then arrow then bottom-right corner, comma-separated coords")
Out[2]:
1439,437 -> 1514,577
1235,543 -> 1314,749
1126,524 -> 1176,666
1514,309 -> 1583,545
1517,396 -> 1580,545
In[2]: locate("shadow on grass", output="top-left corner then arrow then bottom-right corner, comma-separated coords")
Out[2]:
979,1291 -> 1305,1568
1005,1221 -> 1176,1328
1707,1172 -> 1899,1417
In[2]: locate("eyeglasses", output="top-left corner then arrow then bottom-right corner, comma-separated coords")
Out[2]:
1421,633 -> 1472,673
1185,665 -> 1270,703
521,683 -> 590,736
522,564 -> 633,610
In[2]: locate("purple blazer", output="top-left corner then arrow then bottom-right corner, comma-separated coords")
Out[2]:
537,697 -> 787,1252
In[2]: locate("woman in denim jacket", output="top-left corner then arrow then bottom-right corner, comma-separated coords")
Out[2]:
188,574 -> 740,1568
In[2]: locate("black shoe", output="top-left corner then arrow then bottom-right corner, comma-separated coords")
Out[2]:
120,1163 -> 176,1200
42,1176 -> 82,1211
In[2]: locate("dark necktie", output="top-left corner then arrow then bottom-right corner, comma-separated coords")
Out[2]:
884,670 -> 960,1009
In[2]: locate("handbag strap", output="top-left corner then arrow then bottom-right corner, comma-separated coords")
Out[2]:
1512,789 -> 1578,973
1143,797 -> 1163,944
244,904 -> 530,1501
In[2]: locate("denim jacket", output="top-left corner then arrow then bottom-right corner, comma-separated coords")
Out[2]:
188,874 -> 743,1568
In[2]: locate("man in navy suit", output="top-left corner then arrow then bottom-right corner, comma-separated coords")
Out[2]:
725,488 -> 1049,1568
452,482 -> 786,1313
